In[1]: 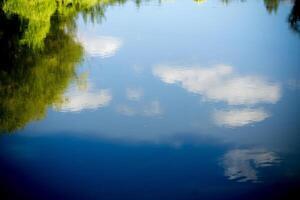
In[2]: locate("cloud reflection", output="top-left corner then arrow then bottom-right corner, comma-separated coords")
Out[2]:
57,88 -> 112,112
154,64 -> 281,127
78,35 -> 122,58
153,65 -> 280,105
222,148 -> 280,182
214,108 -> 270,127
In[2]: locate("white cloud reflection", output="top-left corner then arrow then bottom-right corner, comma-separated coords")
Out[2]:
153,65 -> 280,105
222,148 -> 280,182
214,108 -> 270,127
78,35 -> 122,58
154,64 -> 281,127
57,89 -> 112,112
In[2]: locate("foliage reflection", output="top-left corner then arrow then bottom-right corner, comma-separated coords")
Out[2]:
0,0 -> 125,132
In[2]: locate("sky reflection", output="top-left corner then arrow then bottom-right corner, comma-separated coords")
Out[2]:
126,87 -> 144,101
153,65 -> 281,105
1,1 -> 300,199
77,34 -> 122,58
214,108 -> 270,127
117,100 -> 163,117
154,64 -> 281,127
222,148 -> 281,182
55,83 -> 112,112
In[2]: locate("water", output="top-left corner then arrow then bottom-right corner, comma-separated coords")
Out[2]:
0,0 -> 300,199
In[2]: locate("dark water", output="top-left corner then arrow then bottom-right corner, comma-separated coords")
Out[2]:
1,0 -> 300,199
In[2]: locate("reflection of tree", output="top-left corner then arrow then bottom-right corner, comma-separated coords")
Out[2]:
289,0 -> 300,34
2,0 -> 115,49
194,0 -> 207,4
263,0 -> 299,34
220,0 -> 246,5
0,0 -> 132,132
0,11 -> 83,132
264,0 -> 279,13
262,0 -> 299,34
3,0 -> 56,49
221,0 -> 280,12
0,0 -> 137,132
220,0 -> 300,34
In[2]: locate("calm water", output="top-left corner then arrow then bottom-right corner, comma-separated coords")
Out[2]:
1,0 -> 300,199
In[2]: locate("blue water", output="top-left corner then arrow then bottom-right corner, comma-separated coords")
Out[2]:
1,0 -> 300,199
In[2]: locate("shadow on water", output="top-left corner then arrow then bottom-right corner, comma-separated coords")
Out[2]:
0,0 -> 299,133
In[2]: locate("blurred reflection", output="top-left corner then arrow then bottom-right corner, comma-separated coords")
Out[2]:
1,0 -> 104,49
154,65 -> 280,127
264,0 -> 279,13
214,108 -> 270,127
0,0 -> 126,132
153,65 -> 280,105
194,0 -> 207,4
221,0 -> 299,34
221,0 -> 282,13
0,9 -> 83,132
2,0 -> 296,51
289,0 -> 300,34
56,88 -> 112,112
77,35 -> 122,58
222,148 -> 280,182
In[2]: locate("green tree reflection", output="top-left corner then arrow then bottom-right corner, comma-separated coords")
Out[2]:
2,0 -> 123,49
264,0 -> 279,13
0,13 -> 83,132
0,0 -> 124,132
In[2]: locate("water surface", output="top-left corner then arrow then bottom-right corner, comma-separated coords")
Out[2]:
1,0 -> 300,199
